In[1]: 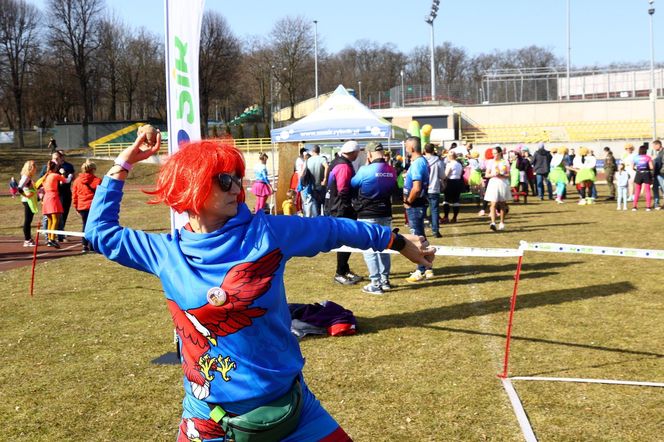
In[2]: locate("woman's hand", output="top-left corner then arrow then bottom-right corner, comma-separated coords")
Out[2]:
399,233 -> 436,267
117,130 -> 162,167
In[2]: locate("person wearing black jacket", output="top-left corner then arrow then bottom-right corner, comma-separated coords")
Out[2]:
531,143 -> 553,200
327,141 -> 362,285
350,142 -> 397,294
56,151 -> 75,241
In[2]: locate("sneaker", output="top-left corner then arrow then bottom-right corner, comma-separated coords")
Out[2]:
623,207 -> 628,211
578,199 -> 587,205
646,208 -> 651,212
334,274 -> 354,285
380,280 -> 392,291
616,206 -> 621,211
490,223 -> 497,231
632,208 -> 637,212
433,232 -> 442,238
656,206 -> 662,210
405,270 -> 424,283
555,197 -> 564,204
478,209 -> 485,216
441,216 -> 449,224
23,239 -> 35,247
361,283 -> 384,295
498,222 -> 505,231
46,240 -> 60,249
450,217 -> 457,224
345,272 -> 362,284
424,269 -> 434,279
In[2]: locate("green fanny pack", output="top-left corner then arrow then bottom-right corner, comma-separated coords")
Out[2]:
209,379 -> 303,442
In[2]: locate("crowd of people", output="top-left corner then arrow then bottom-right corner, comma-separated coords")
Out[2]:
244,137 -> 664,294
14,144 -> 102,251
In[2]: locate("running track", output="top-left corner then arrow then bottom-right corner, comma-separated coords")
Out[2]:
0,236 -> 84,272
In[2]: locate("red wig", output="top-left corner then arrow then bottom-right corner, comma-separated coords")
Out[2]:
147,139 -> 245,214
484,148 -> 494,160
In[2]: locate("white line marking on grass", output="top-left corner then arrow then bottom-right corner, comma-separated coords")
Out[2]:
510,376 -> 664,388
501,377 -> 538,442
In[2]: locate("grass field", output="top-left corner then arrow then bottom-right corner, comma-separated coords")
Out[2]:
1,147 -> 662,441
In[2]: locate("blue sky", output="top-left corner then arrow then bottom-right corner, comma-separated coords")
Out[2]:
33,0 -> 662,66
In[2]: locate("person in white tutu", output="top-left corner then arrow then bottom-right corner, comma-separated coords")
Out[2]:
484,146 -> 512,231
250,152 -> 273,213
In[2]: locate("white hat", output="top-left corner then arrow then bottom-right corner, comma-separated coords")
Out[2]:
340,140 -> 359,153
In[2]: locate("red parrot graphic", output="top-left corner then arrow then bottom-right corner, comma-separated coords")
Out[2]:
167,248 -> 283,400
178,417 -> 225,442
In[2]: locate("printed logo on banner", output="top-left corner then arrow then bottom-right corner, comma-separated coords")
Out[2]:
173,36 -> 193,147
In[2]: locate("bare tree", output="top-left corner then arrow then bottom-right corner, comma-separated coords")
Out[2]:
269,16 -> 314,120
199,11 -> 240,135
239,39 -> 273,123
48,0 -> 104,143
30,46 -> 79,123
330,40 -> 406,103
434,42 -> 469,100
134,31 -> 163,120
0,0 -> 40,148
97,15 -> 125,120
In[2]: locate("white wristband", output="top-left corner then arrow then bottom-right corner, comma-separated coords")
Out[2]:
114,159 -> 133,171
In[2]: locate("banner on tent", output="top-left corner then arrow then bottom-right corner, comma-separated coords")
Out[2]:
164,0 -> 205,230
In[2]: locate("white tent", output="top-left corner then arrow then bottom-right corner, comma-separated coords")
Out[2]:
270,85 -> 407,143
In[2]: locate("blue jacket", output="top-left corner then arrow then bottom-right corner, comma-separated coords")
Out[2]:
85,176 -> 392,418
350,159 -> 396,219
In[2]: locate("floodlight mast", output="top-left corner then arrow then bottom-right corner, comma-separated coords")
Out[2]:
425,0 -> 439,102
648,1 -> 657,139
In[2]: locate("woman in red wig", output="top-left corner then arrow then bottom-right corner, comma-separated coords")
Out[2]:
86,133 -> 434,441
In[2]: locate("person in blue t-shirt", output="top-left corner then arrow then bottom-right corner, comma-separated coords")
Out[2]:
350,142 -> 397,295
86,133 -> 435,441
402,136 -> 434,283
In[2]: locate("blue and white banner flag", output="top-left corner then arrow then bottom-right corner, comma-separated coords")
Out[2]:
164,0 -> 205,229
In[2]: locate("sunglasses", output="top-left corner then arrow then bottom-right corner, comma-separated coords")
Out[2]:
216,173 -> 242,192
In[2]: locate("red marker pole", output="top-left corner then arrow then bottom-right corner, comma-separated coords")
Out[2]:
499,254 -> 524,379
30,225 -> 41,297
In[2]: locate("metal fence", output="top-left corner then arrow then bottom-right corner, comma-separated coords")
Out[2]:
482,67 -> 664,104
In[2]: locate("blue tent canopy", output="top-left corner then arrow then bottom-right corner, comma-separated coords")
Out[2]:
271,85 -> 407,143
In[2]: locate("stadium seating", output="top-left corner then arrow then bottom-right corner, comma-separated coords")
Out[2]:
462,119 -> 661,144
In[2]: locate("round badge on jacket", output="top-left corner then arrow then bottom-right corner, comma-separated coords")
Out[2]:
207,287 -> 227,306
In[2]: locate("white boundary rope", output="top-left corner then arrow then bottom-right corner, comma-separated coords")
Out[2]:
510,376 -> 664,388
520,241 -> 664,260
37,229 -> 85,238
332,245 -> 524,258
500,378 -> 538,442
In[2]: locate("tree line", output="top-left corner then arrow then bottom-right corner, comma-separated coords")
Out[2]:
0,0 -> 653,148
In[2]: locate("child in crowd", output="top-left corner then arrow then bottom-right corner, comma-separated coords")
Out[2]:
282,189 -> 297,215
250,152 -> 272,213
72,160 -> 102,253
9,177 -> 19,197
616,163 -> 629,211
